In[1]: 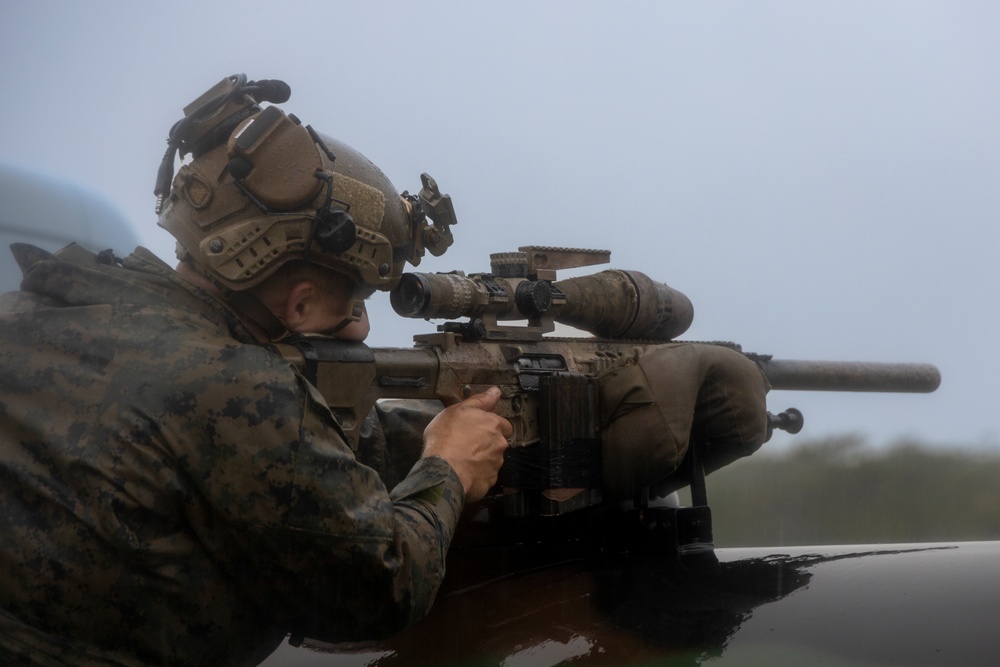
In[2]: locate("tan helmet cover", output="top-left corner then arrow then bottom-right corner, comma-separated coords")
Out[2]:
157,106 -> 412,292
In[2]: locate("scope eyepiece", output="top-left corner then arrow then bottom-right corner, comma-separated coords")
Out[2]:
389,273 -> 432,318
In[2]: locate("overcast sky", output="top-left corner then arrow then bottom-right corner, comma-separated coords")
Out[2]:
2,1 -> 997,450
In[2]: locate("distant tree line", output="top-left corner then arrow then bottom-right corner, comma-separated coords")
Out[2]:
690,437 -> 1000,547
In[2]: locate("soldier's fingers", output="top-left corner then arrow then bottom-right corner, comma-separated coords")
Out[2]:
496,415 -> 513,440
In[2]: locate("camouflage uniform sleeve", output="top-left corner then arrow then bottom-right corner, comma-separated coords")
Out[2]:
180,352 -> 465,642
358,399 -> 443,489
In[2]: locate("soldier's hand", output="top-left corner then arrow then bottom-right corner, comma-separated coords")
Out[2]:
422,387 -> 512,503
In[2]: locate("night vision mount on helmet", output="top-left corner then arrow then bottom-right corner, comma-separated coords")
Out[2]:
154,74 -> 456,293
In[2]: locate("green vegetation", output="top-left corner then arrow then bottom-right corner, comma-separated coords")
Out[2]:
689,437 -> 1000,547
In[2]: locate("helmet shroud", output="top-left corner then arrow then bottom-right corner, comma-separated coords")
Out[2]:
158,104 -> 411,293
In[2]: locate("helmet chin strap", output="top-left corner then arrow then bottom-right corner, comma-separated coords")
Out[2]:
323,299 -> 362,334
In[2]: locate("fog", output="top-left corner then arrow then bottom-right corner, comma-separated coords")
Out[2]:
3,1 -> 997,448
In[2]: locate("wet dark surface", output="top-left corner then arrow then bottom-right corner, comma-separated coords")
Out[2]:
261,539 -> 1000,666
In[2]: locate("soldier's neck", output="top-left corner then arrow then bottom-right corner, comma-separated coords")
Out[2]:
174,261 -> 280,344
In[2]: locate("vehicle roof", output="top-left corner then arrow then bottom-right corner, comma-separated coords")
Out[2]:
0,161 -> 141,291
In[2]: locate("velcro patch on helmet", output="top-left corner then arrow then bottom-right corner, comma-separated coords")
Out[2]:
180,171 -> 214,210
331,172 -> 385,231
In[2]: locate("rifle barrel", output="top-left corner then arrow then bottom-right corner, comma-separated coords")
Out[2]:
757,359 -> 941,393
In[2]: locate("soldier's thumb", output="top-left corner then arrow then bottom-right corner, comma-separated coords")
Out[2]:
464,386 -> 502,411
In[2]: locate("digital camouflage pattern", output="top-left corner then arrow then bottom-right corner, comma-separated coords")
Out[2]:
0,244 -> 464,666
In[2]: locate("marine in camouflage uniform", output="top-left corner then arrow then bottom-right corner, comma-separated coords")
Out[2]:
0,243 -> 463,665
0,74 -> 769,665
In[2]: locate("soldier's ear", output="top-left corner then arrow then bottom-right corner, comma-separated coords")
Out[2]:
283,280 -> 318,331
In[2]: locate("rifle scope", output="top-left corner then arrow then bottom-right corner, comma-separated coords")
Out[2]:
390,269 -> 694,341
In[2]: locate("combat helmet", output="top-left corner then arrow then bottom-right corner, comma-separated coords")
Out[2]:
154,74 -> 456,294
